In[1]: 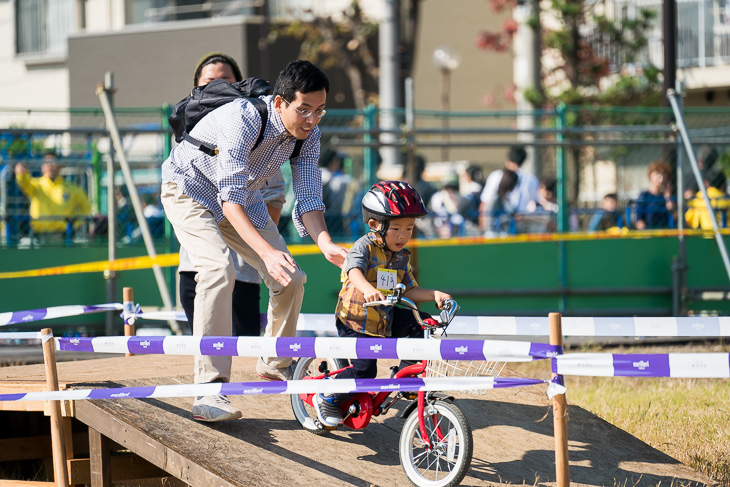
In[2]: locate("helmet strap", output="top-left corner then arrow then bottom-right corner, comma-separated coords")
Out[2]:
370,219 -> 389,240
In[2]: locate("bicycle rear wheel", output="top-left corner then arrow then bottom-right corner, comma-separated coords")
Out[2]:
290,357 -> 347,435
399,399 -> 473,487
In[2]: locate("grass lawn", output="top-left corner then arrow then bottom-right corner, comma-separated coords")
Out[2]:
509,340 -> 730,486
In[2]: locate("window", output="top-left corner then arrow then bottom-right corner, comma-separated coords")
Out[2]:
125,0 -> 256,25
126,0 -> 167,25
16,0 -> 75,56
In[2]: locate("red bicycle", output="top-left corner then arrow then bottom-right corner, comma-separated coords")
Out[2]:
290,286 -> 473,487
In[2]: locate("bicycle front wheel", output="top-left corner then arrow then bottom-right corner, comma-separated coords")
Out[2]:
290,357 -> 348,435
399,399 -> 473,487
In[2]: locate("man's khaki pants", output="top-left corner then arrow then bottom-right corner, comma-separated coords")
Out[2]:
161,182 -> 306,384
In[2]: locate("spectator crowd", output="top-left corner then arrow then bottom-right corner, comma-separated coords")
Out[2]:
6,144 -> 730,246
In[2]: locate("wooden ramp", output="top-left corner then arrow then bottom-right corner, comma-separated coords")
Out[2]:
0,355 -> 716,486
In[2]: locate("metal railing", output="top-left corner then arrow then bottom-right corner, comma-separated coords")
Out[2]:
3,103 -> 730,246
609,0 -> 730,69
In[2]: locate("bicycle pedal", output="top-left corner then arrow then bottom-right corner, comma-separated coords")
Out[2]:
314,418 -> 338,431
401,392 -> 418,400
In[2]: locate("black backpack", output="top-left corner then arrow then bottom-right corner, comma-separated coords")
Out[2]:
168,77 -> 303,158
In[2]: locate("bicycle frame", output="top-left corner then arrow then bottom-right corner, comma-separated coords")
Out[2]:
297,359 -> 428,431
298,285 -> 459,448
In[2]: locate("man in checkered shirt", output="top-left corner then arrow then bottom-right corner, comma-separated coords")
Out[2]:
161,60 -> 348,422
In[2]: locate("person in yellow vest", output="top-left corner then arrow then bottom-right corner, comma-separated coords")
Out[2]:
685,169 -> 730,230
14,152 -> 91,237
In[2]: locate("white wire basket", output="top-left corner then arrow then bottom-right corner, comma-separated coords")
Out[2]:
426,359 -> 507,395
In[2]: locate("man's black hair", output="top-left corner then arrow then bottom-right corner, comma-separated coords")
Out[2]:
507,146 -> 527,166
541,177 -> 557,194
193,52 -> 243,87
465,164 -> 484,184
273,60 -> 329,102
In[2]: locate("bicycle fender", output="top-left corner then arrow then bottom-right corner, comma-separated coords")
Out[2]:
399,393 -> 455,419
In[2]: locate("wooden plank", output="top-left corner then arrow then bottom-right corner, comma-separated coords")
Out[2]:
0,434 -> 53,461
0,356 -> 193,384
0,402 -> 47,413
87,428 -> 110,487
67,456 -> 168,484
0,383 -> 71,415
74,401 -> 238,487
0,402 -> 71,416
0,432 -> 88,462
0,481 -> 55,486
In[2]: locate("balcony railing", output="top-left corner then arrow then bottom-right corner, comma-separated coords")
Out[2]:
608,0 -> 730,70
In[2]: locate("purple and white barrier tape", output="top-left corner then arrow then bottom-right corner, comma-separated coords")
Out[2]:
0,376 -> 548,403
130,309 -> 187,322
442,316 -> 730,337
0,331 -> 43,340
3,301 -> 728,338
0,304 -> 122,328
101,312 -> 730,337
122,304 -> 187,326
555,353 -> 730,378
56,335 -> 559,362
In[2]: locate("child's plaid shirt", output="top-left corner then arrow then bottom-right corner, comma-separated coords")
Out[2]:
335,231 -> 418,336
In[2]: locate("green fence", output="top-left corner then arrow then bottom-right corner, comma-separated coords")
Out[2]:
3,103 -> 730,243
2,104 -> 730,329
0,233 -> 727,336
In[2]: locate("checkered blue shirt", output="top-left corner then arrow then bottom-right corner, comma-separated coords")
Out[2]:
161,95 -> 324,237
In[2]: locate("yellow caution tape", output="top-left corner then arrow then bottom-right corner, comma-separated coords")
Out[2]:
0,243 -> 325,279
407,228 -> 730,248
1,229 -> 726,279
0,254 -> 180,279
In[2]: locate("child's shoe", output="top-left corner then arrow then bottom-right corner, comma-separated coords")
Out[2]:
314,393 -> 343,427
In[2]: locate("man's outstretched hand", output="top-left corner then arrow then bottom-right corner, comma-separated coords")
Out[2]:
321,241 -> 348,268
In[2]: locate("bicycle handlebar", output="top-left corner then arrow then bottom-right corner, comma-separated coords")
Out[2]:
363,292 -> 460,331
364,295 -> 417,309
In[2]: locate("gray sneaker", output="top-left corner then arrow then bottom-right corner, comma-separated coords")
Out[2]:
192,395 -> 242,422
256,357 -> 295,381
314,393 -> 343,428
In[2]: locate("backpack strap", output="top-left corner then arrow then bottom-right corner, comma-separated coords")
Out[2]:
247,97 -> 268,151
184,98 -> 303,159
291,139 -> 304,159
183,133 -> 218,157
248,96 -> 303,159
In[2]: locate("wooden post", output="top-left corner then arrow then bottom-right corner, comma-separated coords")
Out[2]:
549,312 -> 570,486
123,287 -> 135,357
88,427 -> 111,487
41,328 -> 70,487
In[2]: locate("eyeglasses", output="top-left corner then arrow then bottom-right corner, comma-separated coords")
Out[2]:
281,98 -> 327,119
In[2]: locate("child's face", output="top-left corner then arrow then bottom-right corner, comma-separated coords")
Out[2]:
649,170 -> 666,189
371,217 -> 416,252
603,196 -> 617,212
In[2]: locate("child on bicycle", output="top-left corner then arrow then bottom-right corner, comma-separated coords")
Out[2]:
314,180 -> 453,428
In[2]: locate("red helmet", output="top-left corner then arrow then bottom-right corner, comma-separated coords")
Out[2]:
362,180 -> 428,220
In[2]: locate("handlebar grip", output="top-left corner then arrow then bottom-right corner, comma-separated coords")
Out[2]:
439,299 -> 459,325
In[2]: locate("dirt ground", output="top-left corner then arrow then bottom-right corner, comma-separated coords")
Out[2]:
0,354 -> 718,486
